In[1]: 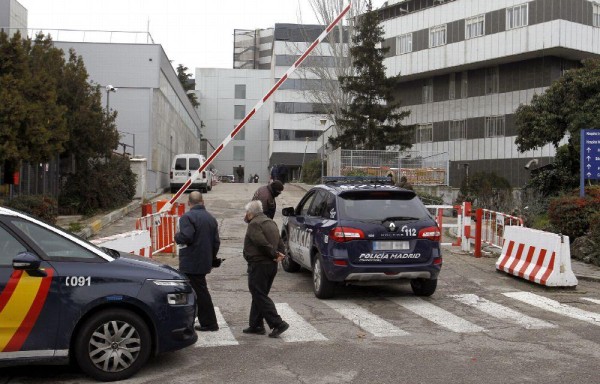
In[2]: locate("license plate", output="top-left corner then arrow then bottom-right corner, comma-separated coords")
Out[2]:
175,172 -> 187,176
372,241 -> 409,251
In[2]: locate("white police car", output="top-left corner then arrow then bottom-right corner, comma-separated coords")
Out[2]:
281,177 -> 442,298
0,206 -> 197,381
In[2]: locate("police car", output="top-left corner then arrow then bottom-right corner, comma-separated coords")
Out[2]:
0,206 -> 197,381
281,177 -> 442,299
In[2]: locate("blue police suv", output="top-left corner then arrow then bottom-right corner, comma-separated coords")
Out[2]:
0,206 -> 197,381
281,177 -> 442,299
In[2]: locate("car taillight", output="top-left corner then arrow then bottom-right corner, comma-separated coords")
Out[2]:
169,171 -> 173,179
418,226 -> 441,242
433,257 -> 443,265
329,227 -> 365,242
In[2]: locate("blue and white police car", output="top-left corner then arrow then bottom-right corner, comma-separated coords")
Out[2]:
281,177 -> 442,299
0,206 -> 197,381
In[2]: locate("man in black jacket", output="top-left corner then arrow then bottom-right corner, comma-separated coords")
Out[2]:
242,200 -> 289,338
175,191 -> 220,332
252,180 -> 284,219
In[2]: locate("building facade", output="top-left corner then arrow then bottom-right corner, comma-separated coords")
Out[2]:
195,68 -> 272,182
379,0 -> 600,187
0,0 -> 27,37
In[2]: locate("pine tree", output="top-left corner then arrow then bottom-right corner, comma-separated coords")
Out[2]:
331,0 -> 412,150
176,64 -> 200,108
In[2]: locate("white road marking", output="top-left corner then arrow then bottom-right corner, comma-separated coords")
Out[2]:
194,307 -> 239,348
275,303 -> 328,342
451,294 -> 555,329
504,292 -> 600,325
389,297 -> 485,333
581,298 -> 600,305
323,300 -> 409,337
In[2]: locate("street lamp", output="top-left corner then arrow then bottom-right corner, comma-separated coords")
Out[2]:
319,118 -> 336,181
105,85 -> 118,112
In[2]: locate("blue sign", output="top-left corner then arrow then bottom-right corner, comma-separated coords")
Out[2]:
580,129 -> 600,197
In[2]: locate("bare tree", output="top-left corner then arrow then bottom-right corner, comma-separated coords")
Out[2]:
293,0 -> 367,135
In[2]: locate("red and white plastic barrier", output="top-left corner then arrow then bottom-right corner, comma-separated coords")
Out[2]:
495,226 -> 577,287
136,200 -> 185,256
474,208 -> 523,257
92,230 -> 152,257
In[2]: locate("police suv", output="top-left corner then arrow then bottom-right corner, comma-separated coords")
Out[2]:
281,177 -> 442,299
0,207 -> 197,381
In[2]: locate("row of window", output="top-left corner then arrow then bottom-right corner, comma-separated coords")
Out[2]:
416,116 -> 506,143
594,2 -> 600,27
396,3 -> 529,54
421,66 -> 499,103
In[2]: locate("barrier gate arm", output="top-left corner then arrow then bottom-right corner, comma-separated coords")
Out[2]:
159,3 -> 352,213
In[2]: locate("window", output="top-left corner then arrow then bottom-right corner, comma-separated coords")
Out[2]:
594,3 -> 600,27
429,24 -> 447,48
233,146 -> 245,161
234,105 -> 245,119
485,67 -> 499,95
234,84 -> 246,99
461,71 -> 468,99
449,73 -> 456,100
233,126 -> 245,140
0,226 -> 27,265
417,124 -> 433,143
506,4 -> 528,30
449,120 -> 466,140
299,192 -> 317,217
485,116 -> 506,137
422,79 -> 433,103
466,14 -> 485,39
174,158 -> 187,170
396,33 -> 412,54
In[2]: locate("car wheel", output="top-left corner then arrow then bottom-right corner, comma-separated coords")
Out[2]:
281,235 -> 300,273
207,185 -> 212,191
312,254 -> 334,299
74,309 -> 152,382
410,278 -> 437,297
170,186 -> 177,193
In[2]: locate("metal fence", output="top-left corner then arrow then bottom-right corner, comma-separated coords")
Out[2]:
327,149 -> 449,186
0,156 -> 61,200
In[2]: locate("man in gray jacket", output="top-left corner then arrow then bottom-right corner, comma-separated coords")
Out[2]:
175,191 -> 220,332
242,200 -> 289,338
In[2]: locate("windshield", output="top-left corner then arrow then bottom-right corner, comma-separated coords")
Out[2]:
338,191 -> 430,222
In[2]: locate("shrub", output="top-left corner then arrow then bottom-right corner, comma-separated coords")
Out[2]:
548,194 -> 600,239
456,171 -> 513,212
4,195 -> 58,224
59,154 -> 136,215
418,193 -> 444,206
301,158 -> 323,184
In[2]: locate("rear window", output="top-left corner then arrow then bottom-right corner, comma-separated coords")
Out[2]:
189,158 -> 201,170
174,158 -> 187,170
338,191 -> 430,221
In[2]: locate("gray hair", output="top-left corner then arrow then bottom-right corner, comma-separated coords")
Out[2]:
189,191 -> 203,205
245,200 -> 263,215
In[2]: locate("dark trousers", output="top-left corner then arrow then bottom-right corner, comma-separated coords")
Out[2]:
247,263 -> 283,329
186,273 -> 218,328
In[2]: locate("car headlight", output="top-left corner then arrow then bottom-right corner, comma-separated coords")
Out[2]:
151,279 -> 188,287
167,293 -> 189,305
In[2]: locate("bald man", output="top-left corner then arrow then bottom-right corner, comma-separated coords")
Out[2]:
175,191 -> 221,332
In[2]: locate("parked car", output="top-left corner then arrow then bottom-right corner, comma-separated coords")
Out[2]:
280,176 -> 442,298
169,153 -> 211,193
0,206 -> 197,381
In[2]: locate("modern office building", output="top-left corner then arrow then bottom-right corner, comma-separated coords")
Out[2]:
195,68 -> 272,182
233,28 -> 274,70
379,0 -> 600,187
0,0 -> 27,37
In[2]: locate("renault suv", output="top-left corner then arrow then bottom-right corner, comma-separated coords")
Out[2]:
281,177 -> 442,299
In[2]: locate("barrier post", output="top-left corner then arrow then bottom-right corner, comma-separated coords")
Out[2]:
461,202 -> 472,252
474,208 -> 483,258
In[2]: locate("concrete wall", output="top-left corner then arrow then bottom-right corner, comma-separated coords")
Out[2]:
0,0 -> 27,37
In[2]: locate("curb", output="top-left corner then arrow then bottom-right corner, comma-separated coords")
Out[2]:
76,200 -> 141,239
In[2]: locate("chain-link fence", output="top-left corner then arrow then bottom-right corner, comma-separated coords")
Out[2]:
327,149 -> 449,186
0,155 -> 61,200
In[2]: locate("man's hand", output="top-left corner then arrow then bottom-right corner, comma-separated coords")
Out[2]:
275,252 -> 285,262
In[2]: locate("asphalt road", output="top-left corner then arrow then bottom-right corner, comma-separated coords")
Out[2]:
3,182 -> 600,384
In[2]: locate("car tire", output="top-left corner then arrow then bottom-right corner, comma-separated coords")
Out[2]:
170,186 -> 177,193
281,236 -> 300,273
74,309 -> 152,382
410,278 -> 437,297
207,185 -> 212,191
312,254 -> 335,299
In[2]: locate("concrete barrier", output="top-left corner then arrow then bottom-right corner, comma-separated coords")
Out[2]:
91,230 -> 151,257
496,226 -> 577,287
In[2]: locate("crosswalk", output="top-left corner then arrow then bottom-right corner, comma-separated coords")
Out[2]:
194,292 -> 600,348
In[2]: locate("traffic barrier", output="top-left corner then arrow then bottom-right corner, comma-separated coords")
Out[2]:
474,209 -> 523,257
495,226 -> 577,287
91,230 -> 151,257
136,200 -> 185,256
425,204 -> 462,247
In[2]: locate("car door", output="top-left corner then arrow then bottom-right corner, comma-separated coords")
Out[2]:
287,191 -> 318,268
0,219 -> 60,356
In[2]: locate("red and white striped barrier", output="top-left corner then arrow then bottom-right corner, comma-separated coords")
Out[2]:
495,226 -> 577,287
159,3 -> 352,213
92,230 -> 152,257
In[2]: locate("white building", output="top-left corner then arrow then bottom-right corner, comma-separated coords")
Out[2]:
378,0 -> 600,187
0,0 -> 27,37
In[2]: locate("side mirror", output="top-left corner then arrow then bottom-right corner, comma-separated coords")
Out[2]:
13,252 -> 47,277
281,207 -> 295,217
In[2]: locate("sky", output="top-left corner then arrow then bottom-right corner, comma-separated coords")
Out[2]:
19,0 -> 387,72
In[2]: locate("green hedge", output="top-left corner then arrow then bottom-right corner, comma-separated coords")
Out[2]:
548,187 -> 600,239
4,195 -> 58,224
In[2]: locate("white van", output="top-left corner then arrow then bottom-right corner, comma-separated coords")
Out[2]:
169,153 -> 211,193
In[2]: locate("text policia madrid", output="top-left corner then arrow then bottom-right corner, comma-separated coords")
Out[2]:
358,253 -> 422,261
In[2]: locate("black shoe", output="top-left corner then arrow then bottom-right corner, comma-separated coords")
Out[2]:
195,325 -> 219,332
242,326 -> 266,335
268,321 -> 289,338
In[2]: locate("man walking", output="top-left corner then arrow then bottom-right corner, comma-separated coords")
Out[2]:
242,200 -> 289,338
175,191 -> 220,332
252,180 -> 284,219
